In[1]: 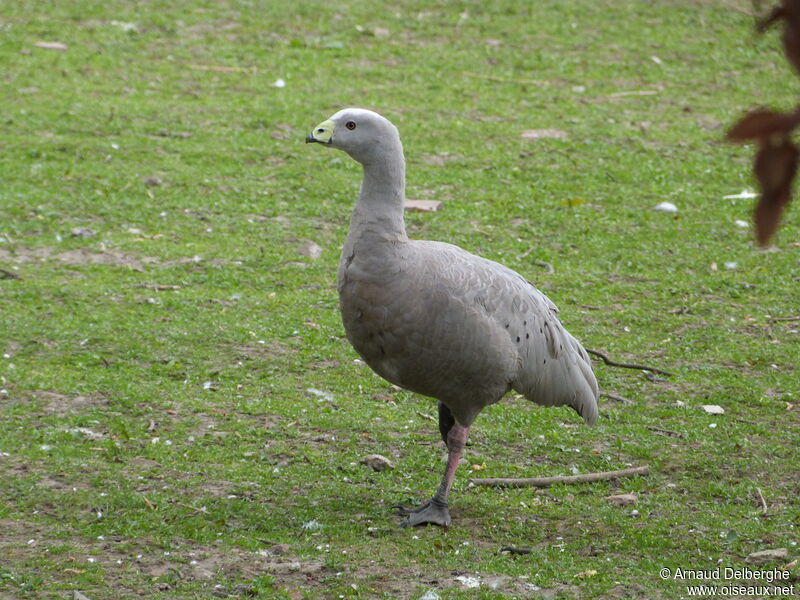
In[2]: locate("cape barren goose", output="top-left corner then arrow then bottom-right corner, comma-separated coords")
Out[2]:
306,108 -> 598,526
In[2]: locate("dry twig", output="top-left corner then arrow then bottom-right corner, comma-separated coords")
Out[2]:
769,315 -> 800,322
607,90 -> 659,97
141,495 -> 157,511
499,546 -> 532,555
646,425 -> 684,438
586,348 -> 674,377
462,71 -> 546,86
137,284 -> 182,291
189,63 -> 253,73
756,487 -> 769,514
470,465 -> 650,488
175,501 -> 208,514
585,348 -> 674,376
0,268 -> 21,280
602,391 -> 633,404
518,248 -> 554,272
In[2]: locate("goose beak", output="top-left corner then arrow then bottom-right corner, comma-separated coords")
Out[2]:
306,119 -> 335,144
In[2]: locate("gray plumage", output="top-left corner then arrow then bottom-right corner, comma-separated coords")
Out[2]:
307,108 -> 598,526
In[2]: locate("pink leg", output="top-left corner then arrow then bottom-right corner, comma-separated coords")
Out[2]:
400,422 -> 471,527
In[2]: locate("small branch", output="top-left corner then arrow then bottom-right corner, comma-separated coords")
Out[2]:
462,71 -> 547,86
769,315 -> 800,323
644,372 -> 667,383
518,248 -> 554,271
189,63 -> 253,73
136,284 -> 182,291
175,501 -> 208,514
607,90 -> 659,97
470,465 -> 650,488
602,391 -> 633,404
589,90 -> 660,103
585,348 -> 674,377
756,487 -> 768,514
499,546 -> 532,555
415,410 -> 435,422
0,268 -> 21,280
646,425 -> 684,438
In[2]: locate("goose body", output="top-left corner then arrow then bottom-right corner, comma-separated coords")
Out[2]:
308,108 -> 598,526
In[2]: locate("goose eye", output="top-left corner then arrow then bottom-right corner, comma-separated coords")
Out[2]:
345,121 -> 356,130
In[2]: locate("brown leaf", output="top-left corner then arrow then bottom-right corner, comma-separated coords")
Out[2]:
783,17 -> 800,74
753,138 -> 798,245
359,454 -> 394,471
34,41 -> 68,51
404,199 -> 443,212
755,1 -> 800,73
605,493 -> 638,506
189,64 -> 250,73
574,569 -> 598,578
297,240 -> 323,259
520,129 -> 568,141
726,108 -> 800,142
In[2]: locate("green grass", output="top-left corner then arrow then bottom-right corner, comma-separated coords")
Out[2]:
1,0 -> 799,598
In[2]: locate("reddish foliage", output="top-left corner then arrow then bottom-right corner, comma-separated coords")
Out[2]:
726,107 -> 800,142
726,1 -> 800,245
757,0 -> 800,74
784,18 -> 800,74
753,139 -> 798,246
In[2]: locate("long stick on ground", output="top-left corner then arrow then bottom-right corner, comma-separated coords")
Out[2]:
470,466 -> 650,488
585,348 -> 674,377
0,268 -> 21,280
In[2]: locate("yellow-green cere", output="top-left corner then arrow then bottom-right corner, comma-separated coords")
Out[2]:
311,118 -> 335,143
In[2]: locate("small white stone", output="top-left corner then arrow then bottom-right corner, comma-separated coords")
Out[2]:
654,201 -> 678,213
455,575 -> 481,588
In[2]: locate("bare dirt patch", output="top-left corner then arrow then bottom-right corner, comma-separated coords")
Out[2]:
0,516 -> 331,596
225,341 -> 295,362
303,559 -> 577,599
0,246 -> 155,271
0,246 -> 234,272
24,390 -> 113,417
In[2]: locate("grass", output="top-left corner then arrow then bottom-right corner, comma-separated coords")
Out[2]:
1,0 -> 799,598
